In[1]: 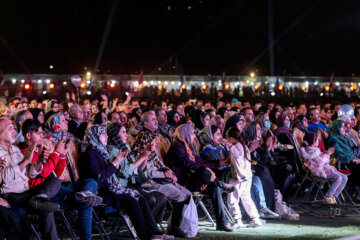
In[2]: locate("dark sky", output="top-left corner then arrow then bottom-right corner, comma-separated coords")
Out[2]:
1,0 -> 360,76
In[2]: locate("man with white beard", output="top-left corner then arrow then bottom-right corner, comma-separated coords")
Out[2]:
0,119 -> 60,240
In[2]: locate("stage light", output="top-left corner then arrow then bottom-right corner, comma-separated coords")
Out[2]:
49,83 -> 55,89
225,84 -> 230,90
254,85 -> 259,90
134,81 -> 139,88
43,91 -> 47,95
49,65 -> 54,69
350,86 -> 355,91
80,82 -> 86,88
158,85 -> 163,90
250,72 -> 255,78
181,84 -> 186,89
278,85 -> 284,91
24,83 -> 30,90
87,72 -> 91,77
325,86 -> 330,91
202,84 -> 207,90
301,86 -> 306,91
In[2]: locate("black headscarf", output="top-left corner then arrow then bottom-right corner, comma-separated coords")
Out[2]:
223,115 -> 241,138
107,123 -> 126,149
269,107 -> 280,124
167,110 -> 179,127
29,108 -> 44,121
292,114 -> 309,134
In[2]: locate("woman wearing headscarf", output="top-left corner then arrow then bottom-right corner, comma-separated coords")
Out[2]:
29,108 -> 45,124
191,110 -> 210,133
274,113 -> 299,175
269,107 -> 281,132
328,120 -> 360,198
83,125 -> 169,240
165,124 -> 235,232
93,111 -> 108,125
292,115 -> 326,153
166,110 -> 180,138
44,111 -> 101,240
106,123 -> 169,225
223,114 -> 246,138
199,125 -> 231,183
217,107 -> 228,119
257,113 -> 295,201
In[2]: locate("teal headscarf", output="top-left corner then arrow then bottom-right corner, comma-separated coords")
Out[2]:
328,120 -> 354,164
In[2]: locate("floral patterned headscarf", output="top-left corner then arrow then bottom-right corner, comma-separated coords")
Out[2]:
44,111 -> 74,143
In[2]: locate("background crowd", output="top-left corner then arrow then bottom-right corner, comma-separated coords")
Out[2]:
1,87 -> 360,240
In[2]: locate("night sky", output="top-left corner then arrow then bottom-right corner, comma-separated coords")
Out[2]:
1,0 -> 360,76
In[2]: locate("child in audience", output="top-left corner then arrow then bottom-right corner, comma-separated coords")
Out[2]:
226,127 -> 262,228
300,132 -> 348,204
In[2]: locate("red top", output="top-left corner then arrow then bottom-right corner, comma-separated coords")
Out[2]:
20,147 -> 66,188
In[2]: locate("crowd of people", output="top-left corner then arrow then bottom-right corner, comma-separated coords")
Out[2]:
1,87 -> 360,240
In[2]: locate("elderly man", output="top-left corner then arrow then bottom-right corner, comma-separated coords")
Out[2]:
14,110 -> 33,143
0,119 -> 60,240
68,104 -> 83,136
308,108 -> 328,134
155,108 -> 172,141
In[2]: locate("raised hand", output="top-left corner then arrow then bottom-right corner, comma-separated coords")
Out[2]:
101,94 -> 108,101
55,140 -> 67,155
353,158 -> 360,164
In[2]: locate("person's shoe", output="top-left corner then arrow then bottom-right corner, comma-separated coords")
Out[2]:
232,220 -> 246,229
151,234 -> 174,240
75,190 -> 103,206
222,183 -> 235,193
259,207 -> 279,219
168,227 -> 187,238
216,223 -> 234,232
247,218 -> 263,228
28,197 -> 60,212
323,197 -> 336,204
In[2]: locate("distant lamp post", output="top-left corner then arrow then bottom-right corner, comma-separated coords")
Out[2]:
250,72 -> 255,78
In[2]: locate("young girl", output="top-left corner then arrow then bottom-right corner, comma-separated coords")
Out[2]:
300,132 -> 348,204
226,127 -> 262,228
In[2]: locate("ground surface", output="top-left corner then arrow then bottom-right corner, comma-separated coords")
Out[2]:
94,215 -> 360,240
